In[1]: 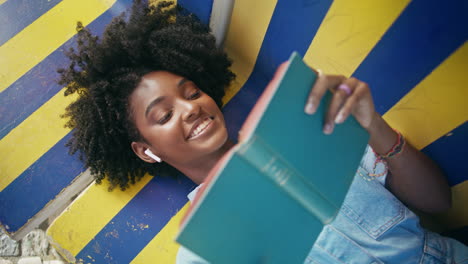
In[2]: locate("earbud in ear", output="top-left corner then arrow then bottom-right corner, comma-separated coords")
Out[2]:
144,149 -> 162,163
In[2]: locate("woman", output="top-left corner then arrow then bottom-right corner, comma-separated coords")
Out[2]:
59,1 -> 467,263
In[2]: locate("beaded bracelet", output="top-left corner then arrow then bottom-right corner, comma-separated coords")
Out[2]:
379,129 -> 406,159
369,129 -> 406,177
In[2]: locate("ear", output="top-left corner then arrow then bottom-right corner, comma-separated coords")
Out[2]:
131,141 -> 159,163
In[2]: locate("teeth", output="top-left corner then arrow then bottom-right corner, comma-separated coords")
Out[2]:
190,118 -> 212,138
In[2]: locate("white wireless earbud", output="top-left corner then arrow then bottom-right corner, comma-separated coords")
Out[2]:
144,149 -> 162,163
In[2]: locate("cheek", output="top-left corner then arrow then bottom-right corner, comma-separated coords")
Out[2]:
144,123 -> 185,149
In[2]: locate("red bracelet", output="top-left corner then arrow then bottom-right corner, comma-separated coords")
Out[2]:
376,129 -> 406,159
369,129 -> 405,177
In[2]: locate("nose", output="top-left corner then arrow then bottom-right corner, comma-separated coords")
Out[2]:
181,100 -> 200,122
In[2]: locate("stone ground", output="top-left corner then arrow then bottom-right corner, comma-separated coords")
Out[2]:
0,229 -> 65,264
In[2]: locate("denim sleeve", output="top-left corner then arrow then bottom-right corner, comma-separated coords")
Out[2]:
358,145 -> 388,186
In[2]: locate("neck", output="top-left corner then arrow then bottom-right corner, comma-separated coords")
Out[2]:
175,140 -> 235,185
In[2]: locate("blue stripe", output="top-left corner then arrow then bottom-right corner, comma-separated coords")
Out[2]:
0,0 -> 133,140
223,0 -> 333,140
422,122 -> 468,187
0,0 -> 214,140
0,0 -> 133,233
0,133 -> 85,232
0,0 -> 63,46
0,0 -> 217,234
353,0 -> 468,114
178,0 -> 213,26
75,175 -> 195,264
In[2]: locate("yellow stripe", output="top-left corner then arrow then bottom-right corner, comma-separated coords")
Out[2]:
434,181 -> 468,229
0,0 -> 7,6
130,203 -> 190,264
384,42 -> 468,149
222,0 -> 277,104
0,88 -> 76,191
47,175 -> 152,258
0,0 -> 116,94
303,0 -> 410,76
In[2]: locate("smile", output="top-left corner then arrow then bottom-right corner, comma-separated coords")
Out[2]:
188,117 -> 214,140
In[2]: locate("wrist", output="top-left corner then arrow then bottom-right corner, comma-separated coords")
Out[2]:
367,113 -> 398,155
365,111 -> 381,133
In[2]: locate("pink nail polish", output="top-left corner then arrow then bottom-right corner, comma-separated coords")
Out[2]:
305,103 -> 315,114
324,123 -> 332,134
335,112 -> 344,124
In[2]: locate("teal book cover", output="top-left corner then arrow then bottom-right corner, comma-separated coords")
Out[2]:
176,52 -> 369,264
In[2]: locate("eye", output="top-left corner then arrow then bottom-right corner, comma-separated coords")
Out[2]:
157,110 -> 173,124
187,89 -> 201,100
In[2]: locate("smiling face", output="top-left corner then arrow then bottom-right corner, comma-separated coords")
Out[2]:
129,71 -> 229,170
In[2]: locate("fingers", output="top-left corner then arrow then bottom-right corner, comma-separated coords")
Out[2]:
302,64 -> 375,134
335,81 -> 368,125
323,78 -> 359,134
303,69 -> 372,134
305,73 -> 346,114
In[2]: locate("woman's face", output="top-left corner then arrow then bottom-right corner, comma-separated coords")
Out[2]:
129,71 -> 228,167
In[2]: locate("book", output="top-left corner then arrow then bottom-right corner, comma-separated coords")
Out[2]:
175,52 -> 369,264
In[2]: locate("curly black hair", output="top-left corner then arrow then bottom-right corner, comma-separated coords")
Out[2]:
58,0 -> 235,190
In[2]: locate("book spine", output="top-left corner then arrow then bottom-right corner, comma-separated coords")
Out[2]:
238,136 -> 337,224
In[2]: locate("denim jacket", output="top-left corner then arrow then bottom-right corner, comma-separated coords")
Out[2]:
177,147 -> 468,264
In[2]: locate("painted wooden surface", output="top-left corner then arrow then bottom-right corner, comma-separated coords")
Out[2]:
0,0 -> 466,262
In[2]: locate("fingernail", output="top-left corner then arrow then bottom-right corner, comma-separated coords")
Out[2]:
323,123 -> 333,134
305,102 -> 315,114
335,112 -> 344,124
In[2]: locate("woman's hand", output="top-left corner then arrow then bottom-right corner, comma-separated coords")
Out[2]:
304,72 -> 377,134
302,69 -> 451,213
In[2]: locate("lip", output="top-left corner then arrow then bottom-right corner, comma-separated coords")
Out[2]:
187,116 -> 215,140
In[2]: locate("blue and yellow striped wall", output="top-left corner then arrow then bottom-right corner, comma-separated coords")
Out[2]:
0,0 -> 466,262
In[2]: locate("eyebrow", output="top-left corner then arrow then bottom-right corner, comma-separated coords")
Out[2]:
178,78 -> 189,87
145,96 -> 166,117
144,78 -> 189,117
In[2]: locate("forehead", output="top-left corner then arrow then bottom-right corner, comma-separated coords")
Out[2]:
131,71 -> 183,102
135,71 -> 183,96
129,71 -> 184,114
